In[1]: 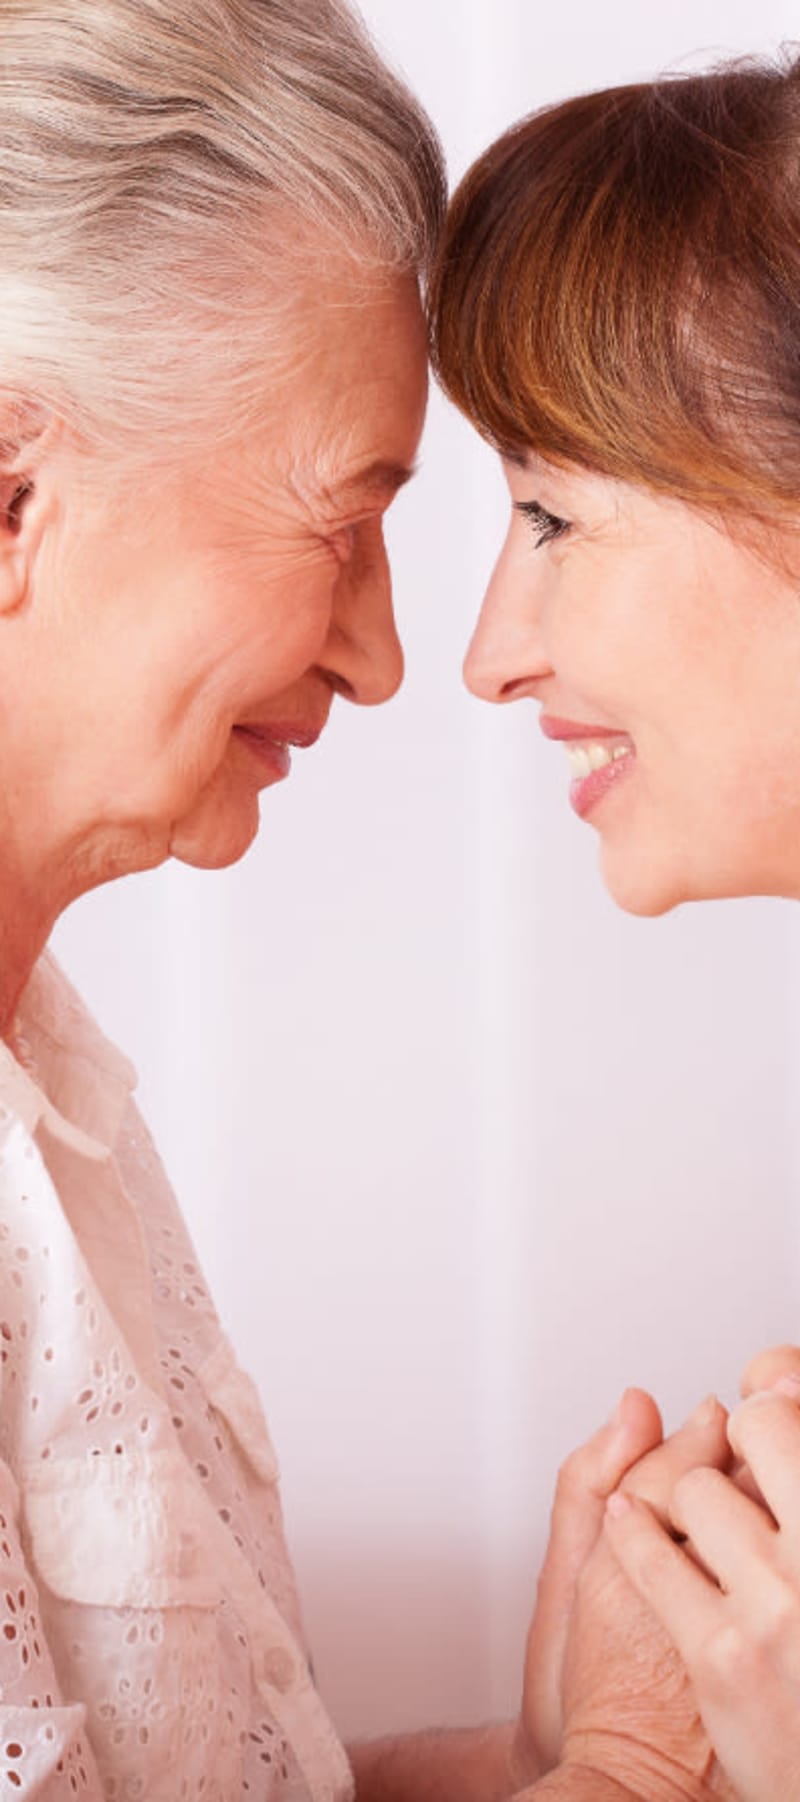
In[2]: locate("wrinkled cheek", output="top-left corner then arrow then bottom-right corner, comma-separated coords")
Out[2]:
94,719 -> 224,834
235,609 -> 329,701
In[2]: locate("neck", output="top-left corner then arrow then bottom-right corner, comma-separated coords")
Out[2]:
0,872 -> 55,1039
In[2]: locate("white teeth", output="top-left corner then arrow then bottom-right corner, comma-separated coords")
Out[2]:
588,742 -> 612,772
567,745 -> 592,778
565,741 -> 632,780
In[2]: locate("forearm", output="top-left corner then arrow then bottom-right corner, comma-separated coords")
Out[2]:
348,1722 -> 530,1802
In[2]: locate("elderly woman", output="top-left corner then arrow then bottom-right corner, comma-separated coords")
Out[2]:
0,0 -> 441,1793
0,1 -> 707,1799
431,43 -> 800,1802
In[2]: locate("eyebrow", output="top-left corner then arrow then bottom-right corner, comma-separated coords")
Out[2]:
327,459 -> 418,506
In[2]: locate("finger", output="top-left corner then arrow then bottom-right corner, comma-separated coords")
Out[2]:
670,1464 -> 778,1595
620,1394 -> 731,1522
727,1390 -> 800,1531
525,1388 -> 662,1765
604,1490 -> 722,1669
732,1367 -> 800,1514
728,1454 -> 768,1509
740,1343 -> 800,1398
541,1388 -> 663,1581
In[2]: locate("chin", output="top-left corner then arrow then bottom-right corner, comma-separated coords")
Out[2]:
598,832 -> 772,915
168,797 -> 261,870
599,843 -> 692,918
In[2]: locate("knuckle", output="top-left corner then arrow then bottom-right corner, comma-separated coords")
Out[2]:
730,1391 -> 797,1463
620,1457 -> 667,1510
758,1576 -> 799,1649
673,1464 -> 721,1517
698,1584 -> 799,1693
608,1515 -> 675,1591
698,1620 -> 757,1691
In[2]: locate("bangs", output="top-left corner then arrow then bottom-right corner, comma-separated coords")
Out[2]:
430,62 -> 800,514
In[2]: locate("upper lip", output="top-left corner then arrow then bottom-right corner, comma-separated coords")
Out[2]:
234,718 -> 326,750
540,715 -> 632,743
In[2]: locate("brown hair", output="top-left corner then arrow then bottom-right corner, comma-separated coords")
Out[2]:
430,51 -> 800,516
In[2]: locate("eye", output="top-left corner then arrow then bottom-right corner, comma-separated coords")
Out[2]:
515,499 -> 571,548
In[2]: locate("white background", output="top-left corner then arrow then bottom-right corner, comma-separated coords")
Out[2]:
55,0 -> 800,1744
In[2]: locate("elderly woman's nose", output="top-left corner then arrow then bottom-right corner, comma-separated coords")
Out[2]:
324,548 -> 404,705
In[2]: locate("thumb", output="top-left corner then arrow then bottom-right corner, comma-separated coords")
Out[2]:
524,1387 -> 662,1770
545,1388 -> 664,1579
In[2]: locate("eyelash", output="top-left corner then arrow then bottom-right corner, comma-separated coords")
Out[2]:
516,499 -> 571,548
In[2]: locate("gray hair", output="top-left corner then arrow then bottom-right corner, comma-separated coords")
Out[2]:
0,0 -> 446,457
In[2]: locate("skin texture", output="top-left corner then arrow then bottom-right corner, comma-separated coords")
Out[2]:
524,1348 -> 800,1790
0,261 -> 428,1031
605,1367 -> 800,1802
464,455 -> 800,916
519,1389 -> 664,1775
558,1398 -> 739,1802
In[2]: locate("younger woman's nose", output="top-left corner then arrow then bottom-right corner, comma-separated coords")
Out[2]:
463,579 -> 554,703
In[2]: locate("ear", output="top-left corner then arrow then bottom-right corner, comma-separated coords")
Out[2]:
0,401 -> 61,617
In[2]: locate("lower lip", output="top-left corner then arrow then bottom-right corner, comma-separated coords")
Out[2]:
233,728 -> 292,781
570,753 -> 635,820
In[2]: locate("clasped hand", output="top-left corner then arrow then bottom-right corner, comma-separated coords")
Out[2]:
512,1346 -> 800,1802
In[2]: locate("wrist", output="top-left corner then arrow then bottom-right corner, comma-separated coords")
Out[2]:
561,1737 -> 699,1802
530,1769 -> 639,1801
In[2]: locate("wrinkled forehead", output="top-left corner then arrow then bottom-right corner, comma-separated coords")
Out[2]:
276,263 -> 428,504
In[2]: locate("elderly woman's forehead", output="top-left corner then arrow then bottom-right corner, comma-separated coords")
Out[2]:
320,457 -> 417,506
282,454 -> 418,520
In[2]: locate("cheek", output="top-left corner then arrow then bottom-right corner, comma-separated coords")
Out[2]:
196,549 -> 338,703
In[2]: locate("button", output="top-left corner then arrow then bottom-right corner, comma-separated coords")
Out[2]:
263,1646 -> 296,1694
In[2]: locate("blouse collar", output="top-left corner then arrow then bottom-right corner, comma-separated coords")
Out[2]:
1,950 -> 137,1161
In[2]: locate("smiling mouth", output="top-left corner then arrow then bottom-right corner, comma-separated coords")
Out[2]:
234,721 -> 323,751
233,728 -> 292,781
563,740 -> 633,780
231,718 -> 325,786
539,716 -> 636,821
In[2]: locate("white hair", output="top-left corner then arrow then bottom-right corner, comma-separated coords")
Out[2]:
0,0 -> 445,456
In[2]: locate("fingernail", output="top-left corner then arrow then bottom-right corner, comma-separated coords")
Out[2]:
606,1490 -> 633,1520
774,1374 -> 800,1400
687,1393 -> 719,1428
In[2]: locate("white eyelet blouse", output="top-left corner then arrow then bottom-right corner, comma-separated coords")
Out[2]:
0,950 -> 354,1802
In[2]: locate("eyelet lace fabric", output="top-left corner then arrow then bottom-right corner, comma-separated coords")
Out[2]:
0,952 -> 354,1802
